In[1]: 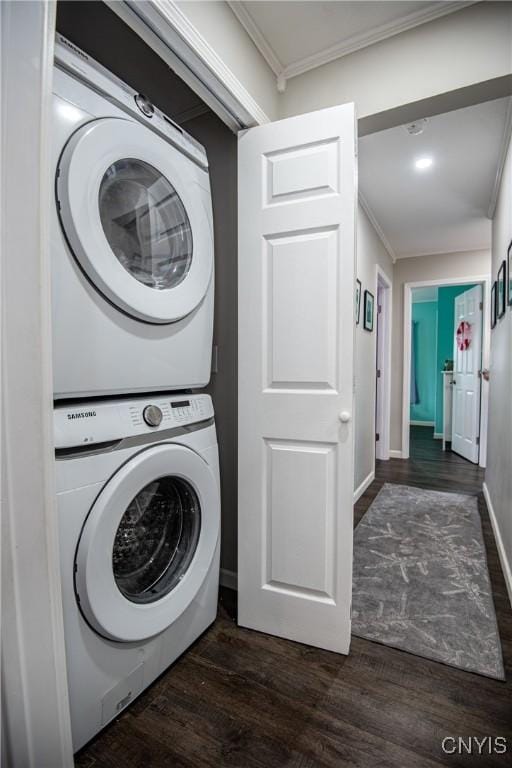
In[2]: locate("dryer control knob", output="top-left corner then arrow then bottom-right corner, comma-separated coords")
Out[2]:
134,94 -> 154,118
143,405 -> 163,427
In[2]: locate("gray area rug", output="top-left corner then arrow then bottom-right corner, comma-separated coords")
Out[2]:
352,483 -> 504,680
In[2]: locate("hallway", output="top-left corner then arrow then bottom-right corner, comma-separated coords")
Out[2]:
77,452 -> 511,768
404,424 -> 484,493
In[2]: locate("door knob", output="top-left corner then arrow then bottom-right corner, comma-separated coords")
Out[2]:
339,411 -> 351,423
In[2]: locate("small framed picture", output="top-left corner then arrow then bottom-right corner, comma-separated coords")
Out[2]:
491,281 -> 497,329
355,279 -> 361,325
508,241 -> 512,307
497,260 -> 506,319
363,290 -> 374,331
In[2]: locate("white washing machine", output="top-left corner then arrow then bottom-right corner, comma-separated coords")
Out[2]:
54,393 -> 220,751
52,35 -> 214,398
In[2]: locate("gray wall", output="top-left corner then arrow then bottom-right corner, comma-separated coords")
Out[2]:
485,131 -> 512,604
185,113 -> 238,575
355,206 -> 393,491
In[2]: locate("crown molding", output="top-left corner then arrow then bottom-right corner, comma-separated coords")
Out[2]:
488,96 -> 512,219
283,1 -> 475,81
394,245 -> 491,261
359,192 -> 397,264
227,0 -> 283,78
228,1 -> 475,91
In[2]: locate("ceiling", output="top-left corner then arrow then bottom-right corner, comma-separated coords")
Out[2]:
359,97 -> 511,259
228,1 -> 473,81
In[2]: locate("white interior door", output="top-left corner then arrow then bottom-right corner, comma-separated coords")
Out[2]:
238,104 -> 356,653
451,284 -> 482,463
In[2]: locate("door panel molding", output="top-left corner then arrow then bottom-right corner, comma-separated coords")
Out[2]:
238,103 -> 356,654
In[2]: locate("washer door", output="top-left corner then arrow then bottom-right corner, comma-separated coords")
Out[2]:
75,444 -> 219,642
57,118 -> 212,324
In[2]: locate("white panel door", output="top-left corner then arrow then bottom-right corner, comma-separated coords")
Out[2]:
238,104 -> 356,653
451,284 -> 482,463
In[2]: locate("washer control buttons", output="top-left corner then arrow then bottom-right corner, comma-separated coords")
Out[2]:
134,94 -> 154,118
143,404 -> 163,427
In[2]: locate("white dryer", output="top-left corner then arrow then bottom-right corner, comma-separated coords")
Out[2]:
54,393 -> 220,751
52,35 -> 214,398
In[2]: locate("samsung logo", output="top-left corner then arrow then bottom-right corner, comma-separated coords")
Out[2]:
67,411 -> 96,420
59,37 -> 89,62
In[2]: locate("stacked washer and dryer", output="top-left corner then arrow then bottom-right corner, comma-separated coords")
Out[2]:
52,35 -> 220,751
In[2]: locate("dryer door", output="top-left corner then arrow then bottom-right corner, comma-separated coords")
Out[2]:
75,443 -> 220,642
57,118 -> 213,324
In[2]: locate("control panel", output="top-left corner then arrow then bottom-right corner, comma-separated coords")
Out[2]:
54,394 -> 213,450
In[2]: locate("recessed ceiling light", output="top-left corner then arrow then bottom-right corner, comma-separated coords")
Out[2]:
415,157 -> 433,170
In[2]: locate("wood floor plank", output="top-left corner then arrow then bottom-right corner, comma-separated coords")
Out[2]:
76,428 -> 511,768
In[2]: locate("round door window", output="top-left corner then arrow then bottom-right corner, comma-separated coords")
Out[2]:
112,476 -> 201,604
98,159 -> 193,290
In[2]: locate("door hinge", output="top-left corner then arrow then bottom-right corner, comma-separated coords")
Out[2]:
476,436 -> 480,445
376,433 -> 380,442
479,301 -> 483,311
378,304 -> 382,314
377,369 -> 381,378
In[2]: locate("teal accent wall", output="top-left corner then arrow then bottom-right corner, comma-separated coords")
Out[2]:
410,301 -> 437,423
434,285 -> 476,434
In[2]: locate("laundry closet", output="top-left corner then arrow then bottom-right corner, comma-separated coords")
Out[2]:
49,0 -> 357,751
56,0 -> 238,578
53,0 -> 237,749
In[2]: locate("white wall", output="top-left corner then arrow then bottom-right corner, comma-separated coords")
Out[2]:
176,0 -> 279,121
485,132 -> 512,605
354,205 -> 393,494
280,3 -> 512,121
390,249 -> 491,453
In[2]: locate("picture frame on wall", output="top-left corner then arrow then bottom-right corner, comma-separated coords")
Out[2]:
491,281 -> 497,329
363,290 -> 374,331
355,279 -> 361,324
508,240 -> 512,307
497,259 -> 506,319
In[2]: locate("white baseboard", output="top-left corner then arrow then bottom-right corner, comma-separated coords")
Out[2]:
353,470 -> 375,503
220,568 -> 237,591
433,432 -> 443,439
483,481 -> 512,609
389,449 -> 404,459
410,420 -> 435,427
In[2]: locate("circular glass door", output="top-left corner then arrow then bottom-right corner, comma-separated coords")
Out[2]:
56,118 -> 213,324
99,159 -> 193,291
75,443 -> 220,642
113,476 -> 200,604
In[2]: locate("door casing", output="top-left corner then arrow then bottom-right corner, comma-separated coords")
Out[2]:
375,265 -> 392,461
401,276 -> 491,466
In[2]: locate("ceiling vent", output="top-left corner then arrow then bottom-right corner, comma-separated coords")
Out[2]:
404,118 -> 428,136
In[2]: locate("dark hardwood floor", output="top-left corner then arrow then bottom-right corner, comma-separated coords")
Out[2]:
76,428 -> 511,767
